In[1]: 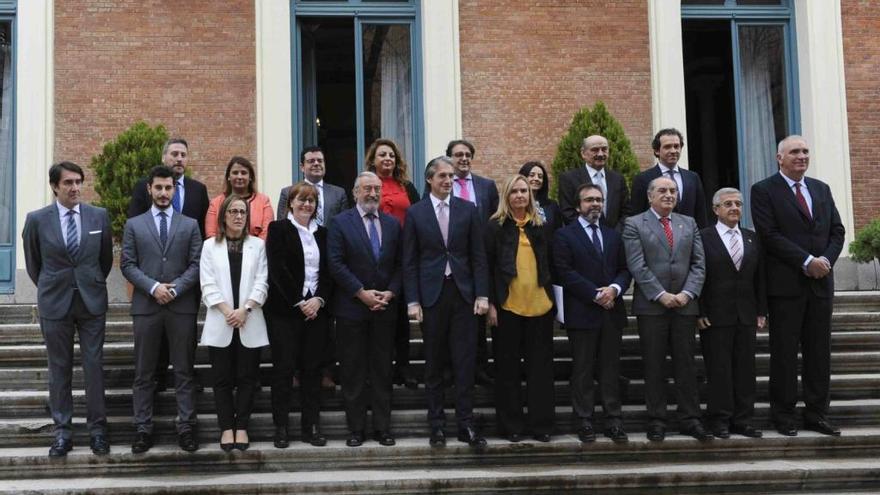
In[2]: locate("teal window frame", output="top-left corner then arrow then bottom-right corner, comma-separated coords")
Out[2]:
0,0 -> 16,294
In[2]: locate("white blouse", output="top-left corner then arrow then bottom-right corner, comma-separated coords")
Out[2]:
289,213 -> 320,297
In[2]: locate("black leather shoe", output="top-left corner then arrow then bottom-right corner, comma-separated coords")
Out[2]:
347,431 -> 365,447
711,425 -> 730,439
429,427 -> 446,447
373,430 -> 396,446
273,426 -> 289,449
178,431 -> 199,452
457,426 -> 487,448
302,425 -> 327,447
131,432 -> 153,454
475,369 -> 495,387
604,425 -> 628,443
681,423 -> 713,441
532,433 -> 551,443
220,442 -> 234,452
90,435 -> 110,455
577,424 -> 596,443
507,432 -> 523,443
647,425 -> 666,442
804,419 -> 841,437
730,424 -> 763,438
775,424 -> 798,436
49,437 -> 73,457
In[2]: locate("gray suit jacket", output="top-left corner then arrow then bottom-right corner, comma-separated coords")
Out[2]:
22,203 -> 113,320
622,210 -> 705,316
276,181 -> 349,225
121,209 -> 202,315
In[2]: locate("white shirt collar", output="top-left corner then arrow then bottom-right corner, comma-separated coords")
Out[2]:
584,164 -> 604,178
356,204 -> 377,218
287,212 -> 318,233
657,163 -> 680,174
305,178 -> 324,188
56,201 -> 80,216
577,216 -> 600,230
430,193 -> 450,209
779,170 -> 806,188
150,204 -> 172,217
715,221 -> 740,238
455,173 -> 472,182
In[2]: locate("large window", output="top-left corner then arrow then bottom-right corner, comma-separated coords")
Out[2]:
0,2 -> 15,293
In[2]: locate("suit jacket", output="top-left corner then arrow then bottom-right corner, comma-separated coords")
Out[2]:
263,219 -> 333,316
121,210 -> 203,315
698,225 -> 767,326
199,236 -> 269,348
554,220 -> 631,330
327,207 -> 402,321
403,196 -> 489,308
750,173 -> 845,298
425,173 -> 499,225
128,176 -> 210,239
22,203 -> 113,320
484,216 -> 553,307
629,164 -> 709,228
622,210 -> 705,316
276,181 -> 349,226
557,166 -> 629,228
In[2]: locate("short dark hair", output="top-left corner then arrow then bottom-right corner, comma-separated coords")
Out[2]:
445,139 -> 475,158
299,146 -> 324,165
148,165 -> 175,185
576,183 -> 603,200
49,161 -> 84,191
518,161 -> 549,201
425,156 -> 453,181
651,128 -> 684,152
163,138 -> 189,155
223,156 -> 257,196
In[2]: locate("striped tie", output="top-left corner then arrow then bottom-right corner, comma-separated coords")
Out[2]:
728,229 -> 742,270
660,216 -> 674,250
65,210 -> 79,259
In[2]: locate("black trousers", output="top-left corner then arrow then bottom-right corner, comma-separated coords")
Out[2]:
568,313 -> 623,428
700,323 -> 757,428
768,292 -> 832,426
266,307 -> 327,429
337,305 -> 396,433
208,329 -> 262,431
422,278 -> 477,429
393,301 -> 411,369
637,314 -> 701,429
494,308 -> 555,436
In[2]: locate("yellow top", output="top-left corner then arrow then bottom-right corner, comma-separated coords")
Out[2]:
502,215 -> 553,317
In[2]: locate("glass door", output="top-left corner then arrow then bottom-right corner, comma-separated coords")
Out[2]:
0,18 -> 14,293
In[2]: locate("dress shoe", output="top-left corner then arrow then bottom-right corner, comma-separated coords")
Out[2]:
604,425 -> 629,443
373,430 -> 396,446
274,426 -> 289,448
347,431 -> 365,447
48,437 -> 73,457
457,426 -> 487,448
730,424 -> 763,438
711,425 -> 730,439
507,432 -> 523,443
302,425 -> 327,447
234,431 -> 250,451
775,424 -> 798,437
220,441 -> 234,452
90,435 -> 110,455
475,369 -> 495,387
681,423 -> 714,442
646,425 -> 666,442
429,427 -> 446,447
577,424 -> 596,443
131,432 -> 153,454
178,431 -> 199,452
533,433 -> 551,443
804,419 -> 841,436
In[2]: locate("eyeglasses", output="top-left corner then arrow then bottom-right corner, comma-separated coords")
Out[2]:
582,197 -> 604,203
304,158 -> 325,165
452,152 -> 472,159
226,209 -> 247,217
717,200 -> 744,208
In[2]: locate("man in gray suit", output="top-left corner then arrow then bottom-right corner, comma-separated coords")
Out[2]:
276,146 -> 349,226
623,176 -> 710,442
22,161 -> 113,457
121,165 -> 202,453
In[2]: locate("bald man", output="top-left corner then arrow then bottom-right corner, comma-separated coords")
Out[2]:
558,135 -> 629,229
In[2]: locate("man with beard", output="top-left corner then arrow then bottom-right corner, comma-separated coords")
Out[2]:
558,135 -> 630,228
327,171 -> 403,447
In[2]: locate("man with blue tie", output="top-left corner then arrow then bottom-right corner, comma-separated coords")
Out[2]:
404,156 -> 489,448
22,162 -> 113,457
328,171 -> 402,448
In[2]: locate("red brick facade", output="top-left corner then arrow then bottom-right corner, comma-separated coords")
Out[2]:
54,0 -> 257,201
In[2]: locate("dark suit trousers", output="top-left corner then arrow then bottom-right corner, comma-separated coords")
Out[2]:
337,306 -> 397,433
155,287 -> 201,385
637,314 -> 701,428
132,309 -> 197,434
208,329 -> 262,431
700,323 -> 757,428
266,308 -> 327,429
768,293 -> 832,425
40,291 -> 107,439
422,278 -> 477,429
394,300 -> 411,368
568,313 -> 623,427
494,309 -> 555,436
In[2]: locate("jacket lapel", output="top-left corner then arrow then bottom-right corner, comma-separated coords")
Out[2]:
772,173 -> 812,224
574,220 -> 601,259
707,226 -> 737,272
49,204 -> 73,262
141,211 -> 163,252
645,212 -> 671,254
351,210 -> 376,262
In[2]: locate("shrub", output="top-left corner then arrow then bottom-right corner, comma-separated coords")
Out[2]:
849,218 -> 880,264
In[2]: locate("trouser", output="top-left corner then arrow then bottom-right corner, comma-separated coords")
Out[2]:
568,312 -> 623,428
700,323 -> 757,428
208,329 -> 262,431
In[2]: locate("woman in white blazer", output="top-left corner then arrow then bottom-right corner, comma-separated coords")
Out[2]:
200,195 -> 269,452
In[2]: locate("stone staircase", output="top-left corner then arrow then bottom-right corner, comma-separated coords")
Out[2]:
0,292 -> 878,493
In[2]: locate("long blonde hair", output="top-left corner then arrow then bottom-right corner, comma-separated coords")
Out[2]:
490,174 -> 544,226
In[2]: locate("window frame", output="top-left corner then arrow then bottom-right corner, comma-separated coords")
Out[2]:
0,2 -> 16,294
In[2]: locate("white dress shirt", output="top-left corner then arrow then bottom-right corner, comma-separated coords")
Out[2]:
452,173 -> 477,206
56,201 -> 81,246
715,222 -> 742,259
288,213 -> 321,299
778,171 -> 820,269
585,164 -> 607,214
657,163 -> 684,201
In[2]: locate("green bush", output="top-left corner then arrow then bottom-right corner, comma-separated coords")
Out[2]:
849,218 -> 880,264
549,101 -> 640,199
91,122 -> 168,242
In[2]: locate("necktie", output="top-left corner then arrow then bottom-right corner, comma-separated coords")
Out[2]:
666,169 -> 681,202
437,202 -> 451,276
457,177 -> 471,203
794,182 -> 812,220
588,223 -> 603,255
65,210 -> 79,259
660,216 -> 674,250
594,171 -> 607,214
367,213 -> 381,260
159,211 -> 168,250
316,184 -> 325,226
172,180 -> 182,213
728,229 -> 742,270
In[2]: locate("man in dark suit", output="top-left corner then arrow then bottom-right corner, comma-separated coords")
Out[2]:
121,165 -> 203,453
22,162 -> 113,457
623,176 -> 711,442
403,156 -> 489,448
554,183 -> 632,444
558,135 -> 630,228
697,187 -> 767,439
328,171 -> 402,448
629,128 -> 709,228
750,135 -> 845,437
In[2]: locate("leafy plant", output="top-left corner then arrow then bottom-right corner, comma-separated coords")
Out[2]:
849,218 -> 880,263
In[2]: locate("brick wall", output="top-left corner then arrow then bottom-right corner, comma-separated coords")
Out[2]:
457,0 -> 655,186
842,0 -> 880,230
54,0 -> 256,201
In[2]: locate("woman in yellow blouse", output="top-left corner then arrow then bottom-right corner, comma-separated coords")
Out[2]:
485,174 -> 556,443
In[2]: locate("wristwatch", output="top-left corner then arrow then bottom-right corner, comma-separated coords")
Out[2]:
244,305 -> 253,313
